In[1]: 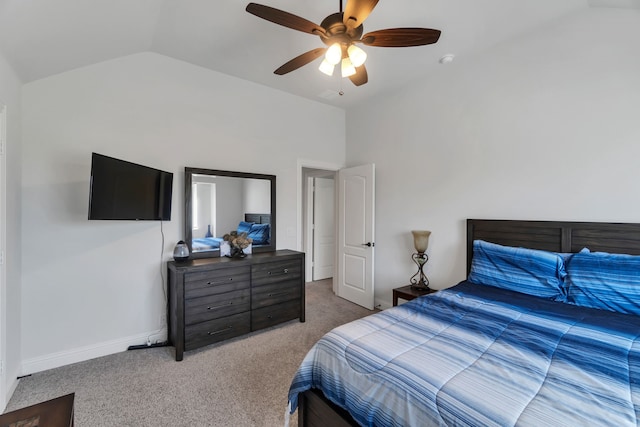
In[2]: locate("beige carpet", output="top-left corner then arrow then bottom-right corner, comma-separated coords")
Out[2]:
5,279 -> 374,426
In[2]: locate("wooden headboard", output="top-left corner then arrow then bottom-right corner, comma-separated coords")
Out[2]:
467,219 -> 640,274
245,213 -> 271,225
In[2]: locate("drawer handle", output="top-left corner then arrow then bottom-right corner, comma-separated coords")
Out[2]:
267,268 -> 289,276
268,291 -> 289,298
206,277 -> 233,285
208,326 -> 232,336
206,302 -> 233,310
267,315 -> 273,319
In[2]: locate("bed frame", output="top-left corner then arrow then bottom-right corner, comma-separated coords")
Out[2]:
244,212 -> 271,225
297,219 -> 640,427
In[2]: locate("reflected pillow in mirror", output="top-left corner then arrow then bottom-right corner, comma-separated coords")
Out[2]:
237,221 -> 254,234
248,223 -> 270,245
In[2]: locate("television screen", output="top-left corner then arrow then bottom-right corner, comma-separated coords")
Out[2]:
88,153 -> 173,220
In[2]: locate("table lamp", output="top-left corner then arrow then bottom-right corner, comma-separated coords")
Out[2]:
410,230 -> 431,290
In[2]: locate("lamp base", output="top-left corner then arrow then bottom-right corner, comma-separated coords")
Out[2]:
410,252 -> 430,291
410,282 -> 431,291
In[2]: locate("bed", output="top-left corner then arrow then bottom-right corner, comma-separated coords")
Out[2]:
288,219 -> 640,426
192,236 -> 224,250
191,213 -> 271,251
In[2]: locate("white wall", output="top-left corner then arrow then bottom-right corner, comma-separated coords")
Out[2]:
244,178 -> 271,214
215,176 -> 244,236
20,52 -> 345,373
346,8 -> 640,308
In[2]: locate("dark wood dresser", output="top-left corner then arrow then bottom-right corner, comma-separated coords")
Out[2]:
167,250 -> 305,361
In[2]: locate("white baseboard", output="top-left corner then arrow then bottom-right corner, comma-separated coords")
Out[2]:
375,297 -> 392,311
21,329 -> 168,376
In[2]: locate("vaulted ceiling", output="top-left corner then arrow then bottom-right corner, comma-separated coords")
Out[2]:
0,0 -> 637,108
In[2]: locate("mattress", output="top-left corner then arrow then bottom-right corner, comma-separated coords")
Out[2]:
288,281 -> 640,426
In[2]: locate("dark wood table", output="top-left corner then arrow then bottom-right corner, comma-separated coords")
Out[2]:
0,393 -> 74,427
393,285 -> 437,306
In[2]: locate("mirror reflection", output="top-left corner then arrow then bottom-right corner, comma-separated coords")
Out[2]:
185,168 -> 276,259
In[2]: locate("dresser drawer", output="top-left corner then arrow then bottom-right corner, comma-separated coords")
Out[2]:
185,288 -> 250,325
185,266 -> 250,299
185,312 -> 251,351
252,280 -> 301,309
252,300 -> 301,331
252,260 -> 301,286
168,250 -> 304,361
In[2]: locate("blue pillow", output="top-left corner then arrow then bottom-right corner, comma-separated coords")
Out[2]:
248,223 -> 270,245
237,221 -> 254,234
468,240 -> 567,301
566,250 -> 640,315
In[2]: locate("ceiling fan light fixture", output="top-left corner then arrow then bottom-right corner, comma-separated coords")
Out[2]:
347,45 -> 367,67
246,2 -> 442,87
319,58 -> 335,76
341,57 -> 356,78
325,43 -> 342,65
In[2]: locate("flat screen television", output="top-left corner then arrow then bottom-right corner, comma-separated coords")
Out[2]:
88,153 -> 173,220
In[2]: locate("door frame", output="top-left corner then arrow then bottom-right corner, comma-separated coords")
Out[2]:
297,160 -> 343,287
304,174 -> 336,282
0,104 -> 7,408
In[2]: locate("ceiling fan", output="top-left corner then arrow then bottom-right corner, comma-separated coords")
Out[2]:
245,0 -> 441,86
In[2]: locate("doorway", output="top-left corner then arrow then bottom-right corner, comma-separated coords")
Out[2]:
298,162 -> 376,310
302,168 -> 336,283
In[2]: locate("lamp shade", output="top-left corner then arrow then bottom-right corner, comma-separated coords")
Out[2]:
347,44 -> 367,67
411,230 -> 431,253
325,43 -> 342,65
341,57 -> 356,77
318,59 -> 335,76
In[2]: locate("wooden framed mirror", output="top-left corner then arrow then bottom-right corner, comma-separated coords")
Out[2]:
184,167 -> 276,259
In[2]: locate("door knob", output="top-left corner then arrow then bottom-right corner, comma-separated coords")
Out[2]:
362,242 -> 374,247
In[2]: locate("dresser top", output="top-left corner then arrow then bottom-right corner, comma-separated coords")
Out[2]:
168,249 -> 303,272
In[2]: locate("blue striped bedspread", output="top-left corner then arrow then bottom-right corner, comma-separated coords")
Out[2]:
192,237 -> 223,250
288,281 -> 640,426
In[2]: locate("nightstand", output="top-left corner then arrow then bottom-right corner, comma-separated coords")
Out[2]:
393,285 -> 437,306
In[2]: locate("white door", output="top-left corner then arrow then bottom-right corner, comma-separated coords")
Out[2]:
312,177 -> 334,280
337,164 -> 375,309
0,105 -> 6,407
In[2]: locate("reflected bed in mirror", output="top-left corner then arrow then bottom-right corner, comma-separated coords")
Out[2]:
185,167 -> 276,259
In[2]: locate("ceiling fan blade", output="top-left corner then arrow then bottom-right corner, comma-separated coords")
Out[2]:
361,28 -> 441,47
349,64 -> 368,86
246,3 -> 326,36
343,0 -> 379,29
274,48 -> 327,75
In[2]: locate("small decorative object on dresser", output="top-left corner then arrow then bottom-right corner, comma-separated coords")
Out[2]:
173,240 -> 190,262
167,250 -> 305,361
222,230 -> 252,258
410,230 -> 431,290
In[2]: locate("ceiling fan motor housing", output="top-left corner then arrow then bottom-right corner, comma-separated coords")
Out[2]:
319,13 -> 363,47
245,1 -> 441,86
